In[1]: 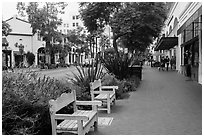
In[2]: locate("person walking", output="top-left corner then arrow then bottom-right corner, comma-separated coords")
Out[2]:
170,56 -> 175,70
165,56 -> 170,71
160,56 -> 165,71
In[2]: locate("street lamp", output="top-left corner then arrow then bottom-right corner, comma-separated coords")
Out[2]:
19,39 -> 24,67
15,39 -> 24,67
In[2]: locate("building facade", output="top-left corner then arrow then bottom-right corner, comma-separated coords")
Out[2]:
4,15 -> 45,68
155,2 -> 202,84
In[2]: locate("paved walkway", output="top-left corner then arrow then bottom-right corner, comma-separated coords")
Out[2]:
89,65 -> 202,135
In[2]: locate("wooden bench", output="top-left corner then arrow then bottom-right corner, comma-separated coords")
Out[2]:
49,90 -> 102,135
90,79 -> 118,114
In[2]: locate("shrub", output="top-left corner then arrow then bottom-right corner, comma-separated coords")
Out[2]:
102,74 -> 140,99
67,55 -> 106,101
2,71 -> 72,135
26,52 -> 35,67
100,52 -> 134,80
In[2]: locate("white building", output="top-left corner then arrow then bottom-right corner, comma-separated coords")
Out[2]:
155,2 -> 202,84
4,15 -> 45,68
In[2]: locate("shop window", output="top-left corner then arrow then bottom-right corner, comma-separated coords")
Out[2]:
193,17 -> 200,37
73,16 -> 75,20
193,41 -> 199,66
181,31 -> 185,44
76,23 -> 78,27
73,23 -> 75,27
185,24 -> 193,42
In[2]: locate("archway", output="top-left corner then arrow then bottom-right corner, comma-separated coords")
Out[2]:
37,47 -> 45,66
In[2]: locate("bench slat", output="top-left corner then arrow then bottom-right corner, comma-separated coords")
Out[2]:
95,93 -> 115,100
101,86 -> 118,89
57,111 -> 97,131
76,100 -> 102,106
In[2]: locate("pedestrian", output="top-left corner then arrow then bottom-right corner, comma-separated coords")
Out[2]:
170,56 -> 175,70
165,56 -> 170,71
160,56 -> 165,71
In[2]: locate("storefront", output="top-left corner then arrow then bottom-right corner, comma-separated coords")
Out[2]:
154,37 -> 178,63
178,6 -> 202,82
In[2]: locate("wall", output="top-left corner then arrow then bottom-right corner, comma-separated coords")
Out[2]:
5,16 -> 45,67
167,2 -> 202,84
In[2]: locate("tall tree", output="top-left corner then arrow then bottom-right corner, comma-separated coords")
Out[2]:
17,2 -> 68,64
79,2 -> 167,56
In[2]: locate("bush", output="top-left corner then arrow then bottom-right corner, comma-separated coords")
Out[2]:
67,55 -> 106,101
100,52 -> 134,80
102,74 -> 140,99
2,71 -> 72,135
26,52 -> 35,67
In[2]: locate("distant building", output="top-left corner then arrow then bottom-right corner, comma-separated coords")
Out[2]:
3,15 -> 45,68
155,2 -> 202,84
58,3 -> 103,62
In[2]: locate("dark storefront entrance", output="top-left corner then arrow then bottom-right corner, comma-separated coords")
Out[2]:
177,6 -> 202,82
183,37 -> 199,81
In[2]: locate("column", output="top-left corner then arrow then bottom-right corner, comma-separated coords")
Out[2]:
11,51 -> 15,68
35,52 -> 38,66
66,53 -> 69,64
70,52 -> 73,64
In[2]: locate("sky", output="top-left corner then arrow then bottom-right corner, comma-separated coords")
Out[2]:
2,1 -> 194,21
1,2 -> 80,21
2,2 -> 18,20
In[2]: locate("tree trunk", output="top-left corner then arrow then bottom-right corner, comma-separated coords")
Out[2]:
113,35 -> 119,58
45,40 -> 51,64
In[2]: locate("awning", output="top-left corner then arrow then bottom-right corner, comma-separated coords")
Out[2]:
154,37 -> 178,51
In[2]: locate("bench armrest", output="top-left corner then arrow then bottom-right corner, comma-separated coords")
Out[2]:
76,100 -> 102,106
101,86 -> 118,90
55,114 -> 89,121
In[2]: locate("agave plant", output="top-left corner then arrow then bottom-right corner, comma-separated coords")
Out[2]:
100,52 -> 134,80
67,55 -> 106,100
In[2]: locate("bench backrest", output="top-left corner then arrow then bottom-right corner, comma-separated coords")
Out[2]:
49,90 -> 77,134
49,90 -> 77,113
90,79 -> 102,100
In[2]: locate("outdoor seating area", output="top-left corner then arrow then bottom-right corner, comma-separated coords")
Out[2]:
49,79 -> 119,135
2,2 -> 202,135
49,90 -> 102,135
90,79 -> 118,114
